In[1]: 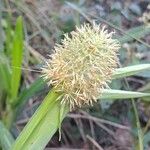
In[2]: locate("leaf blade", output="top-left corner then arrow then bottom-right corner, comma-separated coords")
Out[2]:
0,59 -> 11,91
112,64 -> 150,79
15,77 -> 45,108
10,16 -> 23,103
100,89 -> 150,100
0,121 -> 14,150
11,90 -> 64,150
21,102 -> 68,150
118,26 -> 150,44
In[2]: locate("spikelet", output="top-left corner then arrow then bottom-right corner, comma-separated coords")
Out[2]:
42,23 -> 120,110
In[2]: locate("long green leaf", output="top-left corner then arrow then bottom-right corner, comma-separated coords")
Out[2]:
112,64 -> 150,79
0,121 -> 14,150
19,102 -> 68,150
12,78 -> 45,125
100,89 -> 150,100
0,63 -> 10,91
10,16 -> 23,103
118,25 -> 150,44
0,4 -> 4,50
11,90 -> 66,150
0,53 -> 11,91
5,17 -> 13,56
15,77 -> 45,111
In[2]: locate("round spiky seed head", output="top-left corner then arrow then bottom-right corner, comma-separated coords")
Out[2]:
42,23 -> 120,110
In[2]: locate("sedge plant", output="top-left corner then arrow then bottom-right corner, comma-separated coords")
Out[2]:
0,16 -> 150,150
10,22 -> 150,150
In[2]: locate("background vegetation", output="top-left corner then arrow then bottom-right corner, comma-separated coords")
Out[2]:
0,0 -> 150,149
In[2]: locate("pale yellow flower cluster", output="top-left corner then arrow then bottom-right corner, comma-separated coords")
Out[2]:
42,23 -> 120,110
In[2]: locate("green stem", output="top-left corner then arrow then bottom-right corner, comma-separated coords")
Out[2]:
131,100 -> 143,150
124,79 -> 143,150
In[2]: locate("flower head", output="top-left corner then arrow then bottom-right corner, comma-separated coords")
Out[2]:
42,23 -> 120,110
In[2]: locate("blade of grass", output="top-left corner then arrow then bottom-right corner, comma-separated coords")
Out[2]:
100,89 -> 150,100
112,64 -> 150,79
10,16 -> 23,103
0,53 -> 11,91
123,78 -> 143,150
15,77 -> 45,111
117,25 -> 150,44
0,4 -> 4,50
5,16 -> 13,56
0,121 -> 14,150
132,99 -> 143,150
18,102 -> 68,150
11,89 -> 66,150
